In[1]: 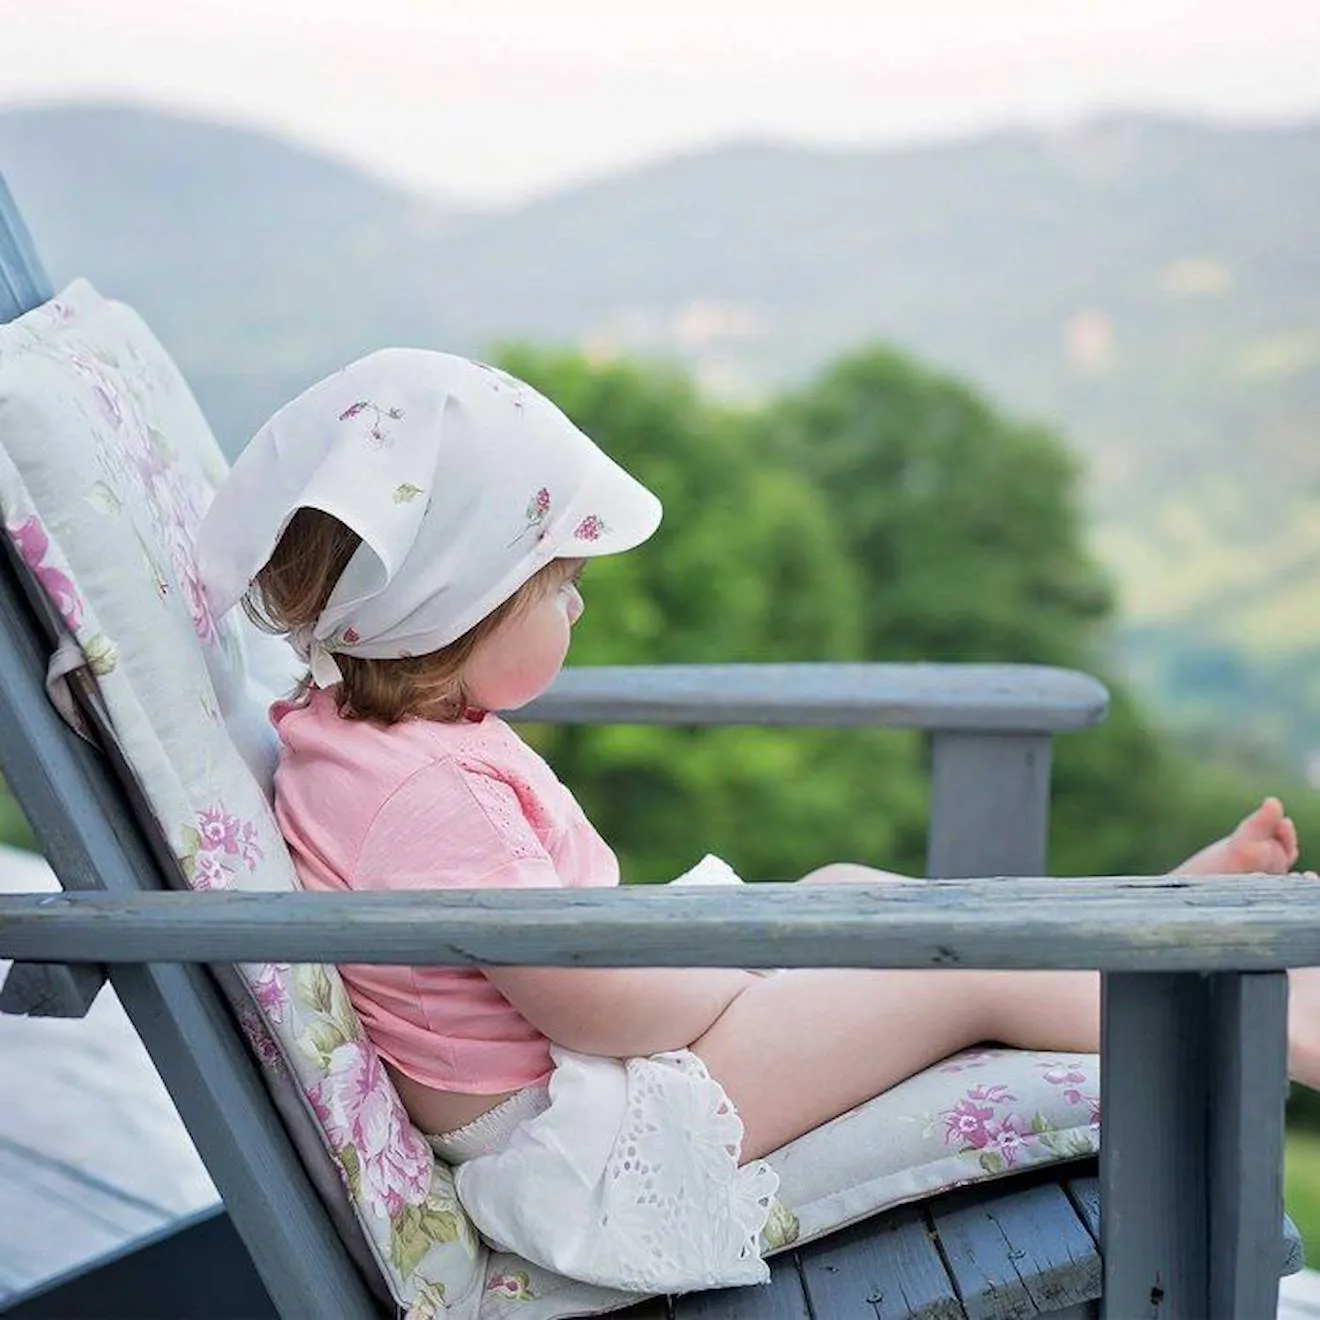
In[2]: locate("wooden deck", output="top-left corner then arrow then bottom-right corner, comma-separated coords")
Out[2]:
0,847 -> 214,1305
626,1170 -> 1106,1320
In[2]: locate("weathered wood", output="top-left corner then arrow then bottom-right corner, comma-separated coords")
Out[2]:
1100,973 -> 1210,1319
798,1204 -> 963,1319
4,875 -> 1320,971
927,733 -> 1051,879
0,958 -> 106,1017
0,550 -> 380,1317
1064,1176 -> 1101,1245
671,1260 -> 811,1319
519,663 -> 1109,733
1207,972 -> 1287,1318
933,1181 -> 1100,1319
0,1205 -> 279,1319
1066,1171 -> 1303,1283
1283,1221 -> 1307,1278
0,177 -> 53,321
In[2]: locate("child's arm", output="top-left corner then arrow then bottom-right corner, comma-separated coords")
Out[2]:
483,966 -> 757,1057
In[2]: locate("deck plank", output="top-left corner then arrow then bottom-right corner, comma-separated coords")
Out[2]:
671,1256 -> 810,1319
0,847 -> 216,1302
799,1203 -> 964,1319
932,1180 -> 1100,1320
1063,1176 -> 1101,1245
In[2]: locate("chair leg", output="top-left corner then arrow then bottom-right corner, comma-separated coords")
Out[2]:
0,1206 -> 279,1319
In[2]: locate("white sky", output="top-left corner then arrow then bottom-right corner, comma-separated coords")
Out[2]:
3,0 -> 1319,203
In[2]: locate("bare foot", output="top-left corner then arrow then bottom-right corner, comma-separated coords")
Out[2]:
1175,797 -> 1300,876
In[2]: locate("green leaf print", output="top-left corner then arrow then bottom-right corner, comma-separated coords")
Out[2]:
325,975 -> 363,1042
302,1018 -> 350,1067
761,1200 -> 801,1251
83,633 -> 118,676
978,1150 -> 1007,1175
420,1206 -> 463,1245
389,1204 -> 436,1277
294,963 -> 334,1015
338,1143 -> 362,1200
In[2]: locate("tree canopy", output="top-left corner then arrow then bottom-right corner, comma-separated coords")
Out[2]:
499,343 -> 1320,884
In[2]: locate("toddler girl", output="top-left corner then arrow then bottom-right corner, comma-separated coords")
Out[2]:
198,349 -> 1311,1293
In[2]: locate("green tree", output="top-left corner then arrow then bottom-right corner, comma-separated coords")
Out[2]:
758,345 -> 1279,878
762,346 -> 1113,666
499,347 -> 926,882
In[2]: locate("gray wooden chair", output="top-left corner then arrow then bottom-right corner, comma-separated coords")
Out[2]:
0,172 -> 1308,1319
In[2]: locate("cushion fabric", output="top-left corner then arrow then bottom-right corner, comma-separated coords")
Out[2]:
0,282 -> 486,1317
0,282 -> 1100,1319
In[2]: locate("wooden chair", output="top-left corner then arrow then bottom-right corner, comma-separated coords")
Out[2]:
0,172 -> 1307,1319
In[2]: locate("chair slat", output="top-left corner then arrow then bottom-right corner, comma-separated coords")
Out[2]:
670,1257 -> 811,1319
798,1204 -> 964,1319
932,1181 -> 1100,1319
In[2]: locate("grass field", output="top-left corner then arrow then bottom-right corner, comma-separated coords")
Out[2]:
1287,1129 -> 1320,1262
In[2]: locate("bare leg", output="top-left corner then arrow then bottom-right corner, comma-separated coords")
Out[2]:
701,799 -> 1304,1159
693,966 -> 1100,1159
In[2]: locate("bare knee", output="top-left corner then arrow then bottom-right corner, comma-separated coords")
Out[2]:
798,862 -> 912,885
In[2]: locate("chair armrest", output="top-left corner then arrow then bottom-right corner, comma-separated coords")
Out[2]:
1,875 -> 1314,970
517,663 -> 1109,733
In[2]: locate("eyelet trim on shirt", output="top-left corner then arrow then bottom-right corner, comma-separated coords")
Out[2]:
457,765 -> 546,862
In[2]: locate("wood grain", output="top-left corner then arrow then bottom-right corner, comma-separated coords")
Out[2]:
518,663 -> 1109,733
4,875 -> 1320,971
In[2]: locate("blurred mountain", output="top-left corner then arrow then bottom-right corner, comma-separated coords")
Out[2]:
3,101 -> 1320,750
0,102 -> 468,428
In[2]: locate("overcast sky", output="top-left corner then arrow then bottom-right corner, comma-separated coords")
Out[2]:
4,1 -> 1319,203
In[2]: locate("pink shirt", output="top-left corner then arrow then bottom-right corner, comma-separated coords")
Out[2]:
272,688 -> 619,1093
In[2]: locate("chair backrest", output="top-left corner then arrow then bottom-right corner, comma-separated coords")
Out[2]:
0,176 -> 487,1317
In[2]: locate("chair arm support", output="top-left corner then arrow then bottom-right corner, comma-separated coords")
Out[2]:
518,663 -> 1109,733
2,875 -> 1317,971
0,958 -> 106,1016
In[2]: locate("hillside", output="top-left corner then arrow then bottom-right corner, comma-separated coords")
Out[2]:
3,102 -> 1319,755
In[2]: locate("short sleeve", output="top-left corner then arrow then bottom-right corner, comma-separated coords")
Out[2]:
353,758 -> 563,891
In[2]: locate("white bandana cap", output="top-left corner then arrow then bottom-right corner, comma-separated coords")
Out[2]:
197,348 -> 662,686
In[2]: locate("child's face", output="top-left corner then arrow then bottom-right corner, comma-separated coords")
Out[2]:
462,563 -> 585,712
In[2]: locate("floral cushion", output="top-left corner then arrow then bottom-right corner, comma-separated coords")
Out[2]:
0,282 -> 1102,1320
463,1046 -> 1099,1320
0,281 -> 485,1317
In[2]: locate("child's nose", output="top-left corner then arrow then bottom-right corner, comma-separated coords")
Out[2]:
566,585 -> 584,624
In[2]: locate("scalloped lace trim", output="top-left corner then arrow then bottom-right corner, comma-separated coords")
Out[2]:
453,1047 -> 778,1293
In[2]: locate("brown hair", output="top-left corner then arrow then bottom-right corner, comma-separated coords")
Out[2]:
243,508 -> 565,724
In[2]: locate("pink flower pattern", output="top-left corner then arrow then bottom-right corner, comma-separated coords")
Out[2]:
313,1042 -> 433,1219
938,1055 -> 1100,1174
197,805 -> 240,853
249,962 -> 291,1025
487,1270 -> 534,1301
573,513 -> 608,542
1037,1058 -> 1100,1125
191,853 -> 232,891
237,1006 -> 284,1071
62,345 -> 216,645
6,515 -> 84,630
339,399 -> 405,449
182,805 -> 265,890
